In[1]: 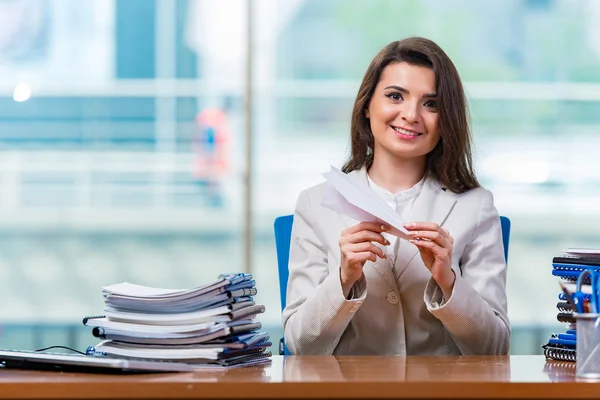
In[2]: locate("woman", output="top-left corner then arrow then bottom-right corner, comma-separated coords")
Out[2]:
282,37 -> 510,356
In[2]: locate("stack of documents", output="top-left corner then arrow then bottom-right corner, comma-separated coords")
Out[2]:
83,273 -> 272,369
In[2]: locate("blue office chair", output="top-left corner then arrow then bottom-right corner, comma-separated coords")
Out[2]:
274,215 -> 294,316
499,216 -> 510,263
274,214 -> 511,355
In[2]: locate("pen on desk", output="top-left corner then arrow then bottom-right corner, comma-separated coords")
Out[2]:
559,282 -> 578,310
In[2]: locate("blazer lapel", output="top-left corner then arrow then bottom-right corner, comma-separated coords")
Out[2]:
394,174 -> 457,276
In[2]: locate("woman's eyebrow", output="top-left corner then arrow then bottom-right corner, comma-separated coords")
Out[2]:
384,85 -> 436,98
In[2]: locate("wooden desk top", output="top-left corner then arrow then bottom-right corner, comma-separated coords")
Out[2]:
0,355 -> 595,399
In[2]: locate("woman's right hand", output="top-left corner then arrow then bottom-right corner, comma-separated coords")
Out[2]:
339,222 -> 390,296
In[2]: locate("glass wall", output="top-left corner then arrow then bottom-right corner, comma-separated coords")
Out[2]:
0,0 -> 598,354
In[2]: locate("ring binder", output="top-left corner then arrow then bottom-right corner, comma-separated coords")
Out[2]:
556,313 -> 575,323
543,344 -> 576,362
556,302 -> 575,313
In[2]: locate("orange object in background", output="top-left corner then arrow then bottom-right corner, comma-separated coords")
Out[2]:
192,107 -> 231,207
192,107 -> 230,179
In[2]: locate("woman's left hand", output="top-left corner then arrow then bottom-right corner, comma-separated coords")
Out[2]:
404,222 -> 455,299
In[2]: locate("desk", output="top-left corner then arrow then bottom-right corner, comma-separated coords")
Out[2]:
0,355 -> 595,399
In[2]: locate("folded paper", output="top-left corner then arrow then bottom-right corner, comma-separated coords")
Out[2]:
321,165 -> 411,240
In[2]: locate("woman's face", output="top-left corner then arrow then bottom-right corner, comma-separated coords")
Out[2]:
366,62 -> 440,163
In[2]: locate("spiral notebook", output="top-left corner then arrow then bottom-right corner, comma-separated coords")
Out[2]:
543,345 -> 576,362
543,332 -> 576,362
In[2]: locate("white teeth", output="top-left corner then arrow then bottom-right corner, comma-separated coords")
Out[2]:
393,127 -> 420,136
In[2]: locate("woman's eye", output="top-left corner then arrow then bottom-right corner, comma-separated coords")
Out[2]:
385,93 -> 403,101
424,100 -> 437,109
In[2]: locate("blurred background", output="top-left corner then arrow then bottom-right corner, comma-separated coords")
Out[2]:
0,0 -> 598,355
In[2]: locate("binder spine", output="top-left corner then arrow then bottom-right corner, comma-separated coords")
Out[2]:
552,265 -> 594,283
219,350 -> 273,366
556,302 -> 575,313
557,313 -> 575,323
559,292 -> 592,301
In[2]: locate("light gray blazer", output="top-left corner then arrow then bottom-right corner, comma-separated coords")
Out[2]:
282,167 -> 510,356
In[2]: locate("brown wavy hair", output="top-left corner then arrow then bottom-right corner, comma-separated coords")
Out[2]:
341,37 -> 479,194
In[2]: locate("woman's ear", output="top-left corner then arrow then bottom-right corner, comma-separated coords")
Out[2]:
364,108 -> 370,119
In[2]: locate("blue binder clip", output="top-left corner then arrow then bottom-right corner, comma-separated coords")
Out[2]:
85,346 -> 107,357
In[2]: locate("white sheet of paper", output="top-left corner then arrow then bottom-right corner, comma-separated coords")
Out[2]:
321,165 -> 411,240
564,248 -> 600,256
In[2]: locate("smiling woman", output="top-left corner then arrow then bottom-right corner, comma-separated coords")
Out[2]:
365,63 -> 441,174
283,37 -> 510,356
344,38 -> 478,195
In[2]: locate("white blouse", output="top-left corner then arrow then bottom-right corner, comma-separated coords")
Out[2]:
366,173 -> 426,272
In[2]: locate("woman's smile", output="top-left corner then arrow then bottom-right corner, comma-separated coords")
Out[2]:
391,125 -> 422,140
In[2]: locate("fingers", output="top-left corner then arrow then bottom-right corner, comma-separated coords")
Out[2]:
341,222 -> 390,247
406,230 -> 450,247
404,222 -> 453,246
342,230 -> 389,247
343,222 -> 390,236
346,251 -> 379,265
340,239 -> 386,261
406,222 -> 452,261
339,222 -> 389,271
404,222 -> 443,232
348,242 -> 386,259
410,237 -> 451,260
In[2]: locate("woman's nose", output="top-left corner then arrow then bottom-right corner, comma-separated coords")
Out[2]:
400,101 -> 419,124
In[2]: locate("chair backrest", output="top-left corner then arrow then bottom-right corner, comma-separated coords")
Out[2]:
274,215 -> 294,312
500,216 -> 510,263
274,214 -> 511,312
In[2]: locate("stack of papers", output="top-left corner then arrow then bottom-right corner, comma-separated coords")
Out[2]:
82,273 -> 271,369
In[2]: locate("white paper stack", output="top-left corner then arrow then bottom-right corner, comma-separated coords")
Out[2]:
83,273 -> 271,369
